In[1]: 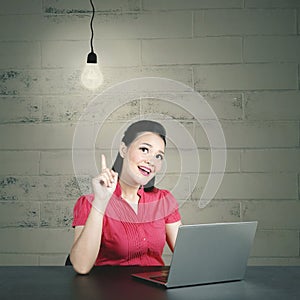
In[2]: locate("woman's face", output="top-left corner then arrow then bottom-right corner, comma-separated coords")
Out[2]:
120,132 -> 165,187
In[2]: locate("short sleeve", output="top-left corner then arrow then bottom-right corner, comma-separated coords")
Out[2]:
163,191 -> 181,224
165,208 -> 181,224
72,194 -> 93,227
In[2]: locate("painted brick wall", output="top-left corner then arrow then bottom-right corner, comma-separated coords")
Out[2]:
0,0 -> 299,266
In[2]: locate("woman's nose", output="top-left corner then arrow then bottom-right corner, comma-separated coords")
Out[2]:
145,153 -> 155,165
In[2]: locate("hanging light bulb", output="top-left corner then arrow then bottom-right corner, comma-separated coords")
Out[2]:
81,0 -> 103,90
81,52 -> 103,90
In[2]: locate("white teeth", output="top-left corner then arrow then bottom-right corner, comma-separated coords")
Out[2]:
139,166 -> 151,174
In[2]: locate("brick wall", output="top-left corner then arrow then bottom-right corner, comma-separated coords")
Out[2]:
0,0 -> 299,266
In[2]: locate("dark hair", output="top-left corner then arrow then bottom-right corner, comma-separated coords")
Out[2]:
112,120 -> 166,191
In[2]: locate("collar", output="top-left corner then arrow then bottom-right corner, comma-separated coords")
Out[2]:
114,181 -> 145,199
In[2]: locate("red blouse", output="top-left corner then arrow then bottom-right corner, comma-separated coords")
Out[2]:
72,183 -> 181,266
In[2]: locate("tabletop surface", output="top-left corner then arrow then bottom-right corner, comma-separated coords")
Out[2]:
0,265 -> 300,300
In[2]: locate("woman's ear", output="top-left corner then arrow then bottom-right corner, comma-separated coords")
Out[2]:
119,142 -> 127,158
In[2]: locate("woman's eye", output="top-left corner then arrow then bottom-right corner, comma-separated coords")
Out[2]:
140,147 -> 149,153
156,154 -> 164,160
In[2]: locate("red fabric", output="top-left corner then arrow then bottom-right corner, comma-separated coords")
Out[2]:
72,183 -> 181,266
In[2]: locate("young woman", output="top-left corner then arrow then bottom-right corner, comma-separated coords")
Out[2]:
70,120 -> 182,274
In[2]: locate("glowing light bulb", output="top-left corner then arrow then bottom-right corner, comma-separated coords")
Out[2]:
81,52 -> 103,90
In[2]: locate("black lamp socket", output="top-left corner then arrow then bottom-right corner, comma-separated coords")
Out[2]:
87,52 -> 97,64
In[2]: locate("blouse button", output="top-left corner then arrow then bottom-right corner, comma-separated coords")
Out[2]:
143,238 -> 146,241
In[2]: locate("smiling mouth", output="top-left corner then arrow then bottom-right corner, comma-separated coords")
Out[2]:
138,166 -> 152,176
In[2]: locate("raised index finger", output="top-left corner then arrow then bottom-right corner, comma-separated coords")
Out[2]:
101,154 -> 107,171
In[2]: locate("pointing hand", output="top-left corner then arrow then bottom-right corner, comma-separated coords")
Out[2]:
91,154 -> 118,214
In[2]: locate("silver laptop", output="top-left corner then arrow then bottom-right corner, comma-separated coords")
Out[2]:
132,221 -> 258,288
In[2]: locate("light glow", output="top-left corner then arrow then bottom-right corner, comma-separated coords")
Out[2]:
81,62 -> 103,90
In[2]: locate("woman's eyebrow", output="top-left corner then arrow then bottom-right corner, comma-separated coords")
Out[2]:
140,143 -> 165,154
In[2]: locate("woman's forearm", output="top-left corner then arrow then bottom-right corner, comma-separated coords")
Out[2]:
70,207 -> 104,274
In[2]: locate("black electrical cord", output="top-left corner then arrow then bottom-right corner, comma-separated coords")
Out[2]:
87,0 -> 97,63
89,0 -> 95,54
